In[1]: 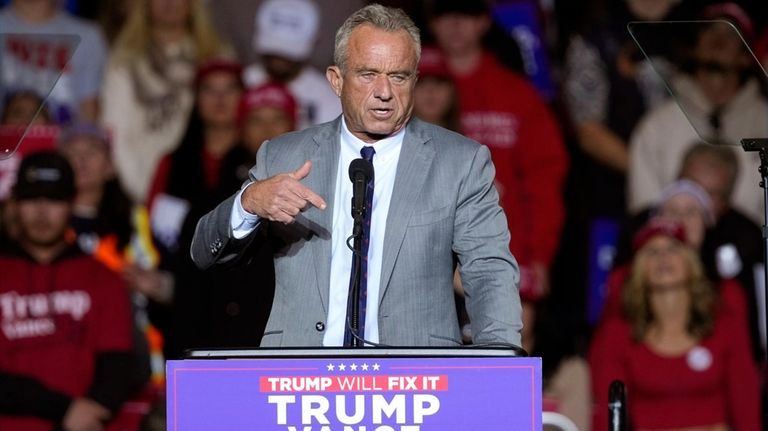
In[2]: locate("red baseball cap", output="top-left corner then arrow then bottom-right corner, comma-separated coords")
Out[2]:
239,82 -> 297,128
632,218 -> 687,252
194,58 -> 244,89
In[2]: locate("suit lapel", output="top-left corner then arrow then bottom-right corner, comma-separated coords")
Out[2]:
379,119 -> 434,301
305,119 -> 341,313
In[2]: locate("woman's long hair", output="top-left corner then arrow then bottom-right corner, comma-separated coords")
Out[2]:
164,65 -> 245,202
164,105 -> 206,203
111,0 -> 226,64
622,241 -> 716,341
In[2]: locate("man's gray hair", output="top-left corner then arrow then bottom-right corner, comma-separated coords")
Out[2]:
333,3 -> 421,71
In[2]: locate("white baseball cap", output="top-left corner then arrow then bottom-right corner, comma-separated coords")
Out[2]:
253,0 -> 320,61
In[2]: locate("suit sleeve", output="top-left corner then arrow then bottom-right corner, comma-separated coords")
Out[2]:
190,140 -> 272,269
453,144 -> 523,347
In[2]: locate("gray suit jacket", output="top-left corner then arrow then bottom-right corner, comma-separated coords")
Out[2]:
191,117 -> 522,347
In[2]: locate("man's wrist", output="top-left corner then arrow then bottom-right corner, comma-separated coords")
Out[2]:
237,182 -> 260,220
231,183 -> 261,239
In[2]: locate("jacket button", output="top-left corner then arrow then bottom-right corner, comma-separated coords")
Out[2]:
225,301 -> 240,316
315,322 -> 325,332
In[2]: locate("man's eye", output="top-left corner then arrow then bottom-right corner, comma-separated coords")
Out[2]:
390,74 -> 407,83
360,72 -> 376,81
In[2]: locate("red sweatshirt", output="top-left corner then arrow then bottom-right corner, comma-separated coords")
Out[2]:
452,52 -> 567,267
0,246 -> 134,430
589,316 -> 761,430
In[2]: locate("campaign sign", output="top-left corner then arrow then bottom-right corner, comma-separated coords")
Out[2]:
167,356 -> 541,430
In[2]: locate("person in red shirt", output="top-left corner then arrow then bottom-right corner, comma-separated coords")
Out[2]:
427,0 -> 567,298
589,219 -> 760,430
0,152 -> 140,431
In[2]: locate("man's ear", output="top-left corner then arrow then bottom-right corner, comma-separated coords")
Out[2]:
326,65 -> 343,97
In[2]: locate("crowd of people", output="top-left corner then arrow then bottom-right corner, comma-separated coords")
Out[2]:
1,0 -> 767,430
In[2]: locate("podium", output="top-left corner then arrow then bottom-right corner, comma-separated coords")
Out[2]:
167,347 -> 541,430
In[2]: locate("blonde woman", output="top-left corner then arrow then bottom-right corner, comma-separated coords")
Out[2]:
589,219 -> 760,431
101,0 -> 230,203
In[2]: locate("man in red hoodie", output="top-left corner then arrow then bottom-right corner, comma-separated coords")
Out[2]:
428,0 -> 567,298
0,152 -> 139,431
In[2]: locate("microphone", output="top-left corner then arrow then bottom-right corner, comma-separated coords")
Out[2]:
349,158 -> 374,222
608,380 -> 627,431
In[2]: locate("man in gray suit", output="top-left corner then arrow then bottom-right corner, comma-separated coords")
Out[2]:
191,4 -> 522,348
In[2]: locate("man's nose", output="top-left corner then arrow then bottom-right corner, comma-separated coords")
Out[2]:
373,75 -> 393,100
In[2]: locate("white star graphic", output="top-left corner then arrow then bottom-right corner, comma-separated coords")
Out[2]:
338,363 -> 347,371
350,363 -> 358,371
326,363 -> 335,371
361,363 -> 369,371
372,363 -> 380,371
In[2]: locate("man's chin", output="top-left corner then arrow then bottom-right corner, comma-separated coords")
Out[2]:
362,121 -> 407,140
362,130 -> 394,141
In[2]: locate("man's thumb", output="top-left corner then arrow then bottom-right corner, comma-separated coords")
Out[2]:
291,160 -> 312,180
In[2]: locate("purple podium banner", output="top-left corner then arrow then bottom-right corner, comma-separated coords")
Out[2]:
167,355 -> 541,430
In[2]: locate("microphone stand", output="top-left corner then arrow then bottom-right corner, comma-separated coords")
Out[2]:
741,138 -> 768,365
346,206 -> 365,348
741,139 -> 768,425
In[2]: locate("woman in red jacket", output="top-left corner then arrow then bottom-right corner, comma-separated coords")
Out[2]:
589,219 -> 760,430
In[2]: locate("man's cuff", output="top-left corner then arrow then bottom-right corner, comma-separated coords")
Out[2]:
231,183 -> 260,239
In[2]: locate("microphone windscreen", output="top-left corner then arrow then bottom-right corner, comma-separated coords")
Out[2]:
348,158 -> 373,182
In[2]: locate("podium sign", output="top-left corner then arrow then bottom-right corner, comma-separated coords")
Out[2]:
167,355 -> 541,430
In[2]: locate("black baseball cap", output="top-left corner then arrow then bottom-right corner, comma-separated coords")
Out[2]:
13,151 -> 76,201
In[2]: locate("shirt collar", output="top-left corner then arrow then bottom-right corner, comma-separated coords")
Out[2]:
340,116 -> 407,161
